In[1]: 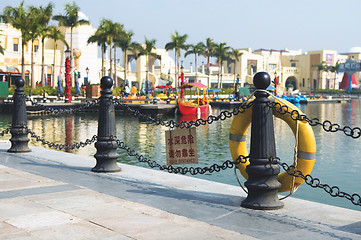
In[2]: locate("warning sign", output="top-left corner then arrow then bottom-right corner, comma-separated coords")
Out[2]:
165,127 -> 198,165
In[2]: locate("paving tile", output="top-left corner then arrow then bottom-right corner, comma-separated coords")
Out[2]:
28,189 -> 129,211
29,220 -> 130,240
0,197 -> 50,219
5,211 -> 80,230
0,221 -> 37,240
63,202 -> 138,221
0,166 -> 65,192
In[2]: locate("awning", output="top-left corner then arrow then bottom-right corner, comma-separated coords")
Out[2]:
179,82 -> 208,89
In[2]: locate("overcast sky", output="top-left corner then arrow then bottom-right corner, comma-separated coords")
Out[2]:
2,0 -> 361,58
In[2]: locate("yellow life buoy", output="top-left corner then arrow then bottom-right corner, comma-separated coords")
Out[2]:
229,98 -> 316,193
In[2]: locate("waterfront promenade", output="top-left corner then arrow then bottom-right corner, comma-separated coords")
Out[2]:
0,141 -> 360,239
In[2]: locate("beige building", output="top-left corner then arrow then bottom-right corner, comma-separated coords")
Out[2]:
194,47 -> 360,94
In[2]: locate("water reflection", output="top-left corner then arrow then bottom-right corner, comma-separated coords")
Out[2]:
0,100 -> 360,211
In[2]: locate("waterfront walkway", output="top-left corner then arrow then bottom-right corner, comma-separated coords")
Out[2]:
0,142 -> 360,239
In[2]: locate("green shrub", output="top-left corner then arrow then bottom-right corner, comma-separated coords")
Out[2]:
112,87 -> 123,96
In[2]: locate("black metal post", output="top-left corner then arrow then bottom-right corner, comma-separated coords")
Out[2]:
92,76 -> 120,172
241,72 -> 283,210
8,78 -> 31,153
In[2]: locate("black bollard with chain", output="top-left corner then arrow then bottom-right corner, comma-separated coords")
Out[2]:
8,78 -> 31,153
241,72 -> 283,210
92,76 -> 121,172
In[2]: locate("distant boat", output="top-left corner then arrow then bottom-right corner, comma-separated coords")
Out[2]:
178,82 -> 210,115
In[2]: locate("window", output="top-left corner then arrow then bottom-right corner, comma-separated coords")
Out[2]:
269,64 -> 277,70
13,38 -> 19,52
291,62 -> 296,67
34,39 -> 39,52
302,78 -> 305,87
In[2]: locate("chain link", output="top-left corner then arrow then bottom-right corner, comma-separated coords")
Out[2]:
111,136 -> 248,175
26,127 -> 97,150
113,98 -> 253,129
270,156 -> 361,206
269,100 -> 361,139
26,97 -> 100,115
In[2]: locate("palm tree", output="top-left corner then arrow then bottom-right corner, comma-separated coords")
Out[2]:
98,19 -> 124,80
110,22 -> 124,84
47,26 -> 68,86
229,48 -> 243,87
185,42 -> 204,82
53,2 -> 90,82
114,30 -> 138,85
200,38 -> 215,87
165,31 -> 188,87
34,3 -> 54,86
87,28 -> 107,77
328,61 -> 340,90
27,6 -> 44,88
137,37 -> 160,83
1,1 -> 31,81
313,61 -> 327,89
214,42 -> 230,88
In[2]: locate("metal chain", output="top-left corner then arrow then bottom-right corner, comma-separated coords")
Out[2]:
26,127 -> 97,150
111,136 -> 248,175
269,100 -> 361,139
270,156 -> 361,206
113,98 -> 253,129
26,97 -> 100,115
0,127 -> 10,137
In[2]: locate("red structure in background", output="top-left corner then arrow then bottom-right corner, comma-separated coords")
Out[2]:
65,118 -> 72,153
274,76 -> 278,96
178,72 -> 185,99
64,57 -> 71,103
339,73 -> 358,90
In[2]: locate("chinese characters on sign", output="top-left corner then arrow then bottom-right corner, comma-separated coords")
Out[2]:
165,127 -> 198,165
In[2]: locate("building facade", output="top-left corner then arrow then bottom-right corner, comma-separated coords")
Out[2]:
1,21 -> 360,92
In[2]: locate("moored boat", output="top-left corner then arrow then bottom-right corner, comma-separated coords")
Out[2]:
177,82 -> 210,115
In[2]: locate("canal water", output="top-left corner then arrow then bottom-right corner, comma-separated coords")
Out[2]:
0,100 -> 360,211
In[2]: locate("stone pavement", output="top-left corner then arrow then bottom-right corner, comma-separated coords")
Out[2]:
0,142 -> 360,239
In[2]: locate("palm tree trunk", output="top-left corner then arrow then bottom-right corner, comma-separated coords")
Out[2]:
233,61 -> 236,87
113,46 -> 117,87
220,62 -> 223,88
52,43 -> 56,88
217,58 -> 220,89
124,51 -> 127,84
101,44 -> 105,77
174,51 -> 177,88
31,41 -> 35,89
41,39 -> 45,86
195,54 -> 198,82
146,54 -> 149,82
109,42 -> 113,77
70,28 -> 73,86
21,42 -> 26,81
207,56 -> 210,88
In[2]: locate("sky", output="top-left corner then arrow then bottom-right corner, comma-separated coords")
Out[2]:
2,0 -> 361,64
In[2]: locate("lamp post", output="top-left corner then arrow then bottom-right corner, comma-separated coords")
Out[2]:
85,67 -> 89,85
64,49 -> 71,103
